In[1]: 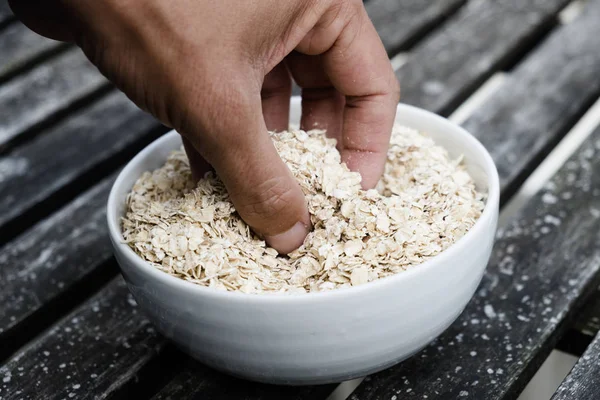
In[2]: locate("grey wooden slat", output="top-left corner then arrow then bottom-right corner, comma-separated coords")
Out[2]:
552,331 -> 600,400
349,122 -> 600,400
0,175 -> 116,346
366,0 -> 467,55
0,22 -> 67,83
0,48 -> 107,151
0,278 -> 165,400
0,272 -> 334,400
397,0 -> 571,115
0,91 -> 163,241
461,0 -> 600,194
151,365 -> 335,400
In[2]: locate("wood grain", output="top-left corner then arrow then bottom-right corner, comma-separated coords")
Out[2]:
462,0 -> 600,197
0,278 -> 165,400
0,48 -> 107,151
0,91 -> 164,243
152,363 -> 335,400
0,176 -> 116,354
366,0 -> 466,54
397,0 -> 571,115
552,330 -> 600,400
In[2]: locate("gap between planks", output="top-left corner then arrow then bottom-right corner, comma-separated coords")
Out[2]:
499,95 -> 600,225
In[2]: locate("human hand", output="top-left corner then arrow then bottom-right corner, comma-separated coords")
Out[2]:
11,0 -> 399,253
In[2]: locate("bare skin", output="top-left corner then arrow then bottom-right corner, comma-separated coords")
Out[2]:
10,0 -> 400,253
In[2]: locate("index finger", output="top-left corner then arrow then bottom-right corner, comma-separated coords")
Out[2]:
321,3 -> 399,189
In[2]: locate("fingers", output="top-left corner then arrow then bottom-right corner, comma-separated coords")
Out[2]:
300,1 -> 400,189
261,63 -> 292,132
185,88 -> 310,254
286,52 -> 345,144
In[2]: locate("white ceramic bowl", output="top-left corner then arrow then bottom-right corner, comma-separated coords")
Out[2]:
107,98 -> 499,385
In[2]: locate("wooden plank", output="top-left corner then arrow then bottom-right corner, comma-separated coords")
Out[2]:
0,278 -> 165,400
0,176 -> 117,360
0,273 -> 334,400
0,91 -> 164,243
552,331 -> 600,400
397,0 -> 571,115
0,48 -> 108,151
151,364 -> 335,400
365,0 -> 467,55
460,0 -> 600,196
0,22 -> 67,83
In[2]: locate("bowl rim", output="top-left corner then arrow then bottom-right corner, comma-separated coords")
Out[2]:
107,101 -> 500,304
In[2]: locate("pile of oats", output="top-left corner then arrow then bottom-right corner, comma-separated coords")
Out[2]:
123,126 -> 485,294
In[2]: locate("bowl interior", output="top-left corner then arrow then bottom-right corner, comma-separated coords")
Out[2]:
107,98 -> 499,298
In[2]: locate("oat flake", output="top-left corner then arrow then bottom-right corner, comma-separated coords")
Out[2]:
122,126 -> 485,294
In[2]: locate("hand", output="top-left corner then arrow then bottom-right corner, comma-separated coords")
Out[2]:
11,0 -> 399,253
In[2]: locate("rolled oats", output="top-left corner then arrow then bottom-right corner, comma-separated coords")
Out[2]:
122,126 -> 485,294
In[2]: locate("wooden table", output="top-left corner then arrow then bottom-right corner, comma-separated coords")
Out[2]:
1,0 -> 600,398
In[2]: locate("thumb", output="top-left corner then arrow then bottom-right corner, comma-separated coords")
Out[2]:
185,90 -> 311,254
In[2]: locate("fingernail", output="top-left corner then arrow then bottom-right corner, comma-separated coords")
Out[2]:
265,222 -> 311,254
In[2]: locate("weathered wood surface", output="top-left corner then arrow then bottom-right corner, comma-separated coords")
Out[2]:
552,331 -> 600,400
152,363 -> 335,400
0,272 -> 335,400
0,176 -> 117,361
0,278 -> 166,400
0,91 -> 164,243
366,0 -> 466,54
348,107 -> 600,399
462,0 -> 600,197
0,48 -> 107,151
0,22 -> 67,83
397,0 -> 571,115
